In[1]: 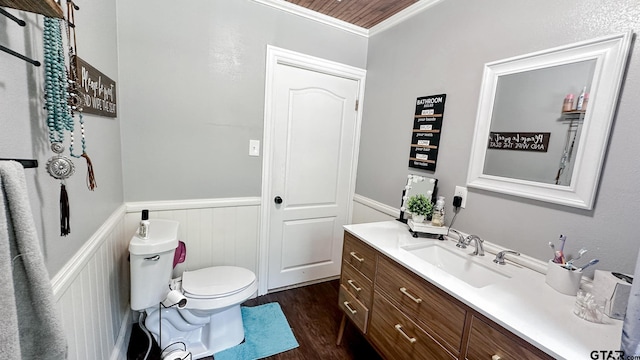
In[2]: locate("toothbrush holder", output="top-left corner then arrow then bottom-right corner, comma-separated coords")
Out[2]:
545,260 -> 583,295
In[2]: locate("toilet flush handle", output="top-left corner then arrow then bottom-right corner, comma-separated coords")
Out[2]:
144,255 -> 160,261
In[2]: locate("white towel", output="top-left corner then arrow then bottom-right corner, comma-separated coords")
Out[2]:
0,161 -> 67,359
623,247 -> 640,356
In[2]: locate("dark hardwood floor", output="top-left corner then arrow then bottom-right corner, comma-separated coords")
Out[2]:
202,280 -> 381,360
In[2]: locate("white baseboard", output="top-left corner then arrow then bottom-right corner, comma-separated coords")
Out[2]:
110,309 -> 132,360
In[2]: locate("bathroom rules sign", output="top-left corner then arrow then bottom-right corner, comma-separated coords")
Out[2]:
409,94 -> 446,171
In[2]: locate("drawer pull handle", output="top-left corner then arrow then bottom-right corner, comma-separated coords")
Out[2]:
343,301 -> 357,315
347,279 -> 362,292
394,324 -> 417,344
349,251 -> 364,262
399,287 -> 423,303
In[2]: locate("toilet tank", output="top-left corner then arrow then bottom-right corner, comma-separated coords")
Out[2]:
129,219 -> 180,311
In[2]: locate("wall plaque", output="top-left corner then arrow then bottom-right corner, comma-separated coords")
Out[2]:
409,94 -> 446,171
75,56 -> 117,117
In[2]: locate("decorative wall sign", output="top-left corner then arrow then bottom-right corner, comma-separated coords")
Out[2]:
488,132 -> 550,152
75,56 -> 117,117
409,94 -> 446,171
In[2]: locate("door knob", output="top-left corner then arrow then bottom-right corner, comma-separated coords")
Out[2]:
274,196 -> 283,204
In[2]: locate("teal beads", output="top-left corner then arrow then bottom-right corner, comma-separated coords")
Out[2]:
43,17 -> 74,146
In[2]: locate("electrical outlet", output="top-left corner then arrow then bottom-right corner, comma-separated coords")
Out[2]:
454,186 -> 467,208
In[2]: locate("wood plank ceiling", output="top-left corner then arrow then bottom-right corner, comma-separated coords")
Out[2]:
285,0 -> 419,29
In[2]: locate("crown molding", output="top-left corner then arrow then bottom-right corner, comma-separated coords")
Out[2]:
252,0 -> 368,37
369,0 -> 445,36
252,0 -> 444,38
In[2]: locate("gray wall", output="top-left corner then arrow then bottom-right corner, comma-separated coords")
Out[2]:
116,0 -> 369,201
0,0 -> 123,275
357,0 -> 640,275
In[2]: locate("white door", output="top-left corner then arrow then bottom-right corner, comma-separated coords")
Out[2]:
262,48 -> 364,292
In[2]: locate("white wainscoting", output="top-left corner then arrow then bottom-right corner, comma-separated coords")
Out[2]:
51,205 -> 131,360
50,198 -> 263,360
48,195 -> 388,359
351,194 -> 398,224
125,197 -> 262,278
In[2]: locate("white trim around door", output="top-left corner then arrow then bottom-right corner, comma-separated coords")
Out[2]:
258,46 -> 366,295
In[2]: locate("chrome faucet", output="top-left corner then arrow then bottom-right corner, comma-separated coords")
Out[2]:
493,250 -> 520,265
465,235 -> 484,256
449,229 -> 467,248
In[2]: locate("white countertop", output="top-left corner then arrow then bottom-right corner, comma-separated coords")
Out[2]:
344,221 -> 623,360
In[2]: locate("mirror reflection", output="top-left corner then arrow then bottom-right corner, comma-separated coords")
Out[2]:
483,60 -> 596,186
399,174 -> 438,222
467,31 -> 632,209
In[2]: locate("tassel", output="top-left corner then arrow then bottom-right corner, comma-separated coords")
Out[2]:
82,152 -> 97,190
60,183 -> 70,236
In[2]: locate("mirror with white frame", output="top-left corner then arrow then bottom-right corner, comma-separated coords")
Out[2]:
399,174 -> 438,222
467,31 -> 633,210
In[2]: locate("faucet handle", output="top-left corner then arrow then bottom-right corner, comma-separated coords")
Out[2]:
493,250 -> 520,265
449,229 -> 467,248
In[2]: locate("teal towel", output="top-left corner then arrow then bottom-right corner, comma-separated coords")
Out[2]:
215,303 -> 299,360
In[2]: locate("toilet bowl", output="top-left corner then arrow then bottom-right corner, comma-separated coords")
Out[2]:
129,219 -> 257,359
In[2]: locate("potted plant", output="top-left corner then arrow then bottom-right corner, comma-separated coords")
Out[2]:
406,194 -> 433,223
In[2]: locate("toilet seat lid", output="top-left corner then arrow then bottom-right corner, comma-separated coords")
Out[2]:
181,266 -> 256,298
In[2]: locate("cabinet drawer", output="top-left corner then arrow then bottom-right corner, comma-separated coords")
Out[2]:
466,315 -> 552,360
339,284 -> 370,333
343,233 -> 376,281
376,255 -> 466,356
369,291 -> 455,360
340,261 -> 373,308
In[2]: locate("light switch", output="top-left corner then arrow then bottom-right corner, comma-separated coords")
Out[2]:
249,140 -> 260,157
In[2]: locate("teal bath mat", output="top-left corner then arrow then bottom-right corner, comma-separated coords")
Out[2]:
214,303 -> 299,360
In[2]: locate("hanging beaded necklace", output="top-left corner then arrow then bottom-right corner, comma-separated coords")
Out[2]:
44,16 -> 75,236
63,0 -> 96,190
43,7 -> 96,236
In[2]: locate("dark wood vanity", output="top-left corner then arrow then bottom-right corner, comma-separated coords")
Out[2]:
337,231 -> 553,360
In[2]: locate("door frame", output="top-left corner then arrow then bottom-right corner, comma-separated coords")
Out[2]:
258,45 -> 366,295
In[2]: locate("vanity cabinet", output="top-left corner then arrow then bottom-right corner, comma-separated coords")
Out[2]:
337,233 -> 376,334
337,232 -> 553,360
465,315 -> 550,360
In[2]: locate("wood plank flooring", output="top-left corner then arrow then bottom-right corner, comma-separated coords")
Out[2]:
202,280 -> 381,359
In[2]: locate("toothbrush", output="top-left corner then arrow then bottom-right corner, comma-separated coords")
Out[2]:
558,234 -> 567,252
550,241 -> 565,264
566,248 -> 588,269
577,259 -> 599,272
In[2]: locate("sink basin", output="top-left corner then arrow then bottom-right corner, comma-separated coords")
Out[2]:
401,242 -> 510,288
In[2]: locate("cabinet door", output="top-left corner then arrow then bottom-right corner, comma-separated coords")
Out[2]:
466,315 -> 553,360
368,291 -> 455,360
376,255 -> 466,355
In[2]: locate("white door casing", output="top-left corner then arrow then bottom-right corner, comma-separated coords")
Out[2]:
259,46 -> 366,295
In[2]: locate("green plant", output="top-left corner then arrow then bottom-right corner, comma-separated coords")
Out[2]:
406,194 -> 433,217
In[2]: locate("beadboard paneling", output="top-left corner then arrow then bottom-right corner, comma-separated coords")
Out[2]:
351,194 -> 398,224
51,205 -> 131,360
47,196 -> 386,360
125,198 -> 261,277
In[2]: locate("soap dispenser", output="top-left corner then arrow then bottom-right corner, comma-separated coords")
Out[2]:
138,209 -> 150,239
432,196 -> 445,227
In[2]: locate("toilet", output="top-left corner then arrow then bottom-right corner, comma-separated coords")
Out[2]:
129,219 -> 257,359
